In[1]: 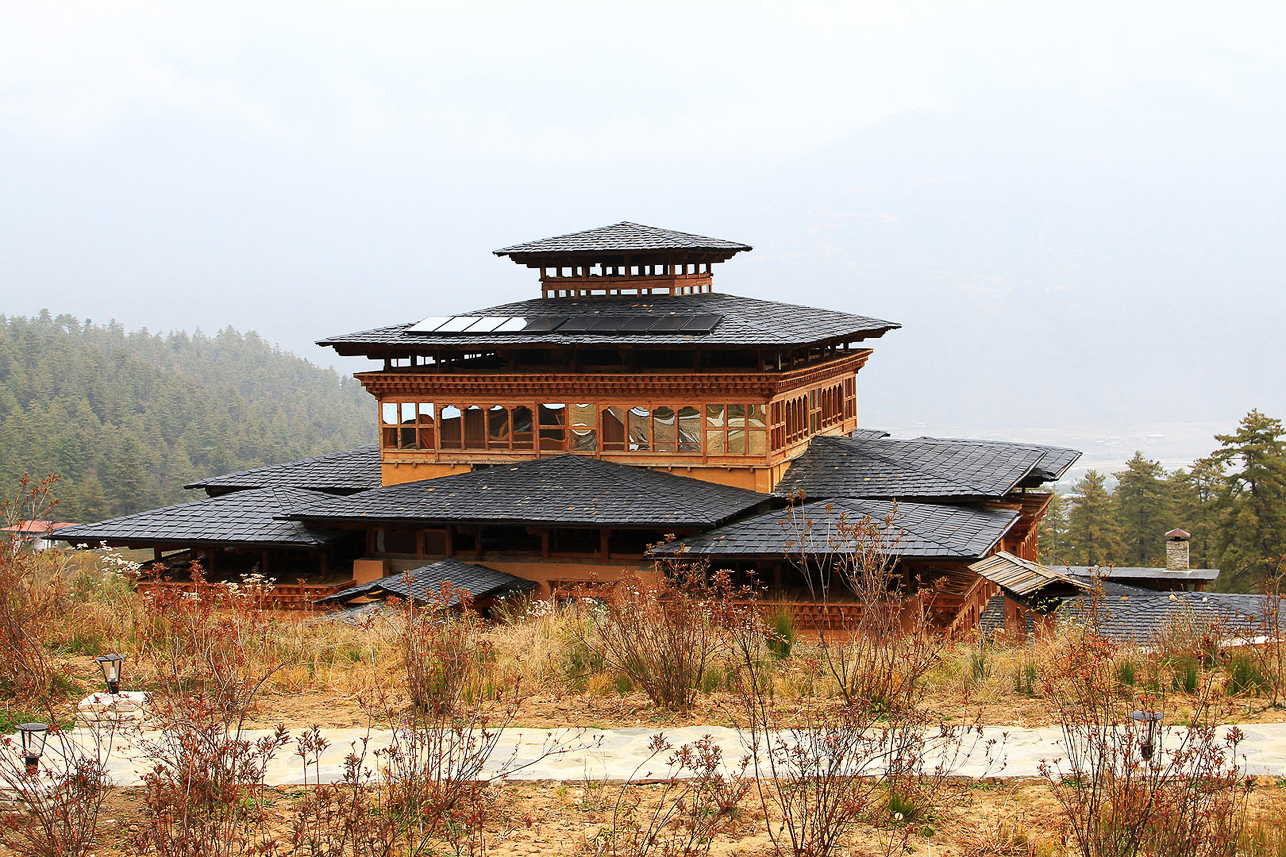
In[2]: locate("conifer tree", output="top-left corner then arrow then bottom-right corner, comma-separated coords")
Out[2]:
1064,470 -> 1126,567
1037,491 -> 1072,563
1207,410 -> 1286,591
1113,452 -> 1170,566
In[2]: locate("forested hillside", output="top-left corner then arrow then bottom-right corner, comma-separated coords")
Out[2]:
1040,409 -> 1286,592
0,311 -> 374,521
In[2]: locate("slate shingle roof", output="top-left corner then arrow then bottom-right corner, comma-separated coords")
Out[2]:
184,445 -> 381,495
775,434 -> 1067,501
650,497 -> 1020,560
493,222 -> 751,257
1058,591 -> 1282,644
50,487 -> 340,548
318,293 -> 899,353
913,437 -> 1081,483
288,455 -> 767,528
1063,566 -> 1221,583
319,559 -> 537,607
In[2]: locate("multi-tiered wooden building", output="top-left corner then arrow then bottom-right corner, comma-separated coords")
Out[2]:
321,222 -> 895,494
54,222 -> 1083,633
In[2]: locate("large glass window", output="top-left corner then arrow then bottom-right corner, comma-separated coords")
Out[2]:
628,407 -> 651,451
487,405 -> 510,450
513,405 -> 534,450
464,405 -> 486,448
381,401 -> 435,450
678,406 -> 701,453
571,404 -> 597,452
539,404 -> 567,451
602,406 -> 627,451
440,405 -> 463,449
653,406 -> 677,452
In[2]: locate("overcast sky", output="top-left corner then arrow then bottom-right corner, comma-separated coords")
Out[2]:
2,1 -> 1283,460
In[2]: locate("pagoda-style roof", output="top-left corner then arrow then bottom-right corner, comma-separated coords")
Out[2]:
318,558 -> 538,607
494,222 -> 751,263
320,293 -> 898,355
650,497 -> 1020,560
775,434 -> 1079,501
50,487 -> 340,549
286,454 -> 767,528
185,445 -> 381,496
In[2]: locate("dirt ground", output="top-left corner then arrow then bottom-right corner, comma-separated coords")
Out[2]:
24,777 -> 1281,857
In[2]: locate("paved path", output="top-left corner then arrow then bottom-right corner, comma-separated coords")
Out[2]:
18,723 -> 1286,786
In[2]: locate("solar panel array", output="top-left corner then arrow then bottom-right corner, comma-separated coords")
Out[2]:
406,314 -> 723,336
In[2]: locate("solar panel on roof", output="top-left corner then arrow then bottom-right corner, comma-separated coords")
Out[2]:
463,316 -> 509,333
679,314 -> 722,333
518,317 -> 567,333
435,316 -> 478,332
619,316 -> 660,332
649,316 -> 687,332
494,317 -> 528,332
557,317 -> 595,334
588,317 -> 628,332
406,316 -> 453,334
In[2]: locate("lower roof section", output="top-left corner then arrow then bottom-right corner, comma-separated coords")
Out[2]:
50,487 -> 341,549
650,497 -> 1020,561
1062,565 -> 1221,583
320,558 -> 537,608
775,434 -> 1080,502
286,454 -> 769,528
1058,591 -> 1277,644
184,444 -> 381,495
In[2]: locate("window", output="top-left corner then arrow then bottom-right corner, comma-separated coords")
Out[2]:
513,405 -> 534,450
628,407 -> 651,451
571,404 -> 597,452
653,406 -> 677,452
602,406 -> 627,451
440,405 -> 463,449
381,402 -> 435,450
539,404 -> 567,451
678,406 -> 701,453
705,404 -> 726,455
487,405 -> 510,450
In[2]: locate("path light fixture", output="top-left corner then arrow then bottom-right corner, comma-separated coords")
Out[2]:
17,722 -> 48,776
1130,710 -> 1163,761
95,653 -> 126,695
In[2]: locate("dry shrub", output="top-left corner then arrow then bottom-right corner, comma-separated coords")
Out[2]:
0,722 -> 113,857
130,564 -> 291,856
781,500 -> 946,711
356,584 -> 581,857
596,734 -> 752,857
287,725 -> 396,856
1040,591 -> 1252,857
728,504 -> 998,857
575,563 -> 733,711
0,476 -> 74,704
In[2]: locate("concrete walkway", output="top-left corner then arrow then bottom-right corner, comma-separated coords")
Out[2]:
17,723 -> 1286,786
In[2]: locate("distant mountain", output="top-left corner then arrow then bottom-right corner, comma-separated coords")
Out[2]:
0,311 -> 375,522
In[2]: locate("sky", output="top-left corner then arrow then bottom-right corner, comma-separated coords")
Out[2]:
1,1 -> 1283,469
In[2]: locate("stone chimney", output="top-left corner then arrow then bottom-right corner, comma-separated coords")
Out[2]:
1165,528 -> 1191,571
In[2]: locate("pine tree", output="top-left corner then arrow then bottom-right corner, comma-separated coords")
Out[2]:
1207,410 -> 1286,591
1037,491 -> 1072,563
1167,457 -> 1224,569
1113,452 -> 1170,566
1064,470 -> 1126,567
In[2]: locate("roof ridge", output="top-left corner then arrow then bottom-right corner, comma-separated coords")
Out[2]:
849,435 -> 1039,497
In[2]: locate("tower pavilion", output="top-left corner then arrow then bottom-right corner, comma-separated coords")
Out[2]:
319,222 -> 900,493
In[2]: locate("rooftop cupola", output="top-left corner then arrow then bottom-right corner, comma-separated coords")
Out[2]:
494,222 -> 752,299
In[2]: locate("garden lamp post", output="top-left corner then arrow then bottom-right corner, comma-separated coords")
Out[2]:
17,722 -> 48,776
1130,710 -> 1163,761
96,653 -> 126,695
